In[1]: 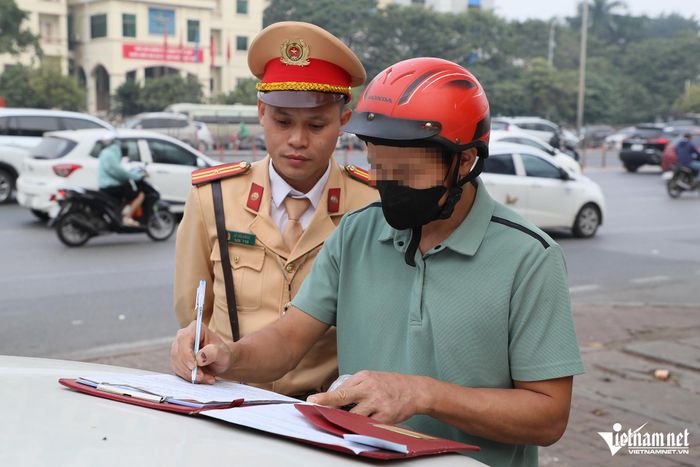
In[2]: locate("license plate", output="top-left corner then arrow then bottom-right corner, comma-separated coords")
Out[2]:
631,144 -> 644,151
49,204 -> 61,219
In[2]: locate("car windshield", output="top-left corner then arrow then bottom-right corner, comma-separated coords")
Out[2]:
29,137 -> 77,159
631,128 -> 663,138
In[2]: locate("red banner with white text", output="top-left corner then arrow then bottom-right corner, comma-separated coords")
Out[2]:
123,44 -> 204,63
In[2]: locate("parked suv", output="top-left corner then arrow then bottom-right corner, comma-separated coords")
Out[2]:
123,113 -> 199,148
0,108 -> 113,203
618,125 -> 670,172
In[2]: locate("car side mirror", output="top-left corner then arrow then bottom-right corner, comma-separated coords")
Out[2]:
559,168 -> 570,181
196,158 -> 209,168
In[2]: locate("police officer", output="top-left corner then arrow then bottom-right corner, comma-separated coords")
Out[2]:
171,57 -> 583,466
171,22 -> 377,398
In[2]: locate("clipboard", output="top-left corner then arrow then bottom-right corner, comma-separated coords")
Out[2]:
58,378 -> 243,415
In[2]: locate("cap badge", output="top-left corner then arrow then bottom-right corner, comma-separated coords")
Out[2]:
280,39 -> 310,66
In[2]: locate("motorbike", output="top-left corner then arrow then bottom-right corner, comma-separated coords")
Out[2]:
50,178 -> 176,247
664,164 -> 700,198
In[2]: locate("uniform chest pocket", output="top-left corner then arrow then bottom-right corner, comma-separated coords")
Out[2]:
210,244 -> 266,311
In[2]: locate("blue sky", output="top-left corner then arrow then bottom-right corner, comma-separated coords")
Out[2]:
494,0 -> 700,21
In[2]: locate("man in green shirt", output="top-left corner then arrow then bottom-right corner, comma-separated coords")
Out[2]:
171,57 -> 583,466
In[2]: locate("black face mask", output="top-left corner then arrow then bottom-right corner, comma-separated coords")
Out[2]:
375,181 -> 447,230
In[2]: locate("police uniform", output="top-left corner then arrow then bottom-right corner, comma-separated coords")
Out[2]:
173,21 -> 377,397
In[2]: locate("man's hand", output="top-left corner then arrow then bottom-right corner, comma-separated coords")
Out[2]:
170,321 -> 236,384
307,371 -> 431,424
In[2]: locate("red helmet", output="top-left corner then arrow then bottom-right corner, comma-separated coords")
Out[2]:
345,57 -> 490,158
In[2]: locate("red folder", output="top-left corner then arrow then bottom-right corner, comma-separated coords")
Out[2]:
294,404 -> 479,459
58,378 -> 243,415
59,378 -> 479,459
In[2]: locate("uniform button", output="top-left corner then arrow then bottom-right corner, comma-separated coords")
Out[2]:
398,241 -> 405,247
233,256 -> 240,264
286,263 -> 295,273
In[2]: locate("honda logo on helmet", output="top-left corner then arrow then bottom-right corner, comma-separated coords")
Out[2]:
366,95 -> 392,103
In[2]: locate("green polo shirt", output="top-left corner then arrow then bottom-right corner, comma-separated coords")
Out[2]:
292,179 -> 584,467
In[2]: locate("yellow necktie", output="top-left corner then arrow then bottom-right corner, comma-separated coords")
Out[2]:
282,196 -> 311,252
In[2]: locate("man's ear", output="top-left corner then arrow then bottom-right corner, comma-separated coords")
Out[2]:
340,108 -> 352,127
458,148 -> 478,177
257,101 -> 266,126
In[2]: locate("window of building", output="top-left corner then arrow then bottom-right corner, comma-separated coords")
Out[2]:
90,14 -> 107,39
187,20 -> 199,42
236,0 -> 248,14
468,0 -> 482,7
122,14 -> 136,38
67,15 -> 74,50
148,8 -> 175,36
236,36 -> 248,51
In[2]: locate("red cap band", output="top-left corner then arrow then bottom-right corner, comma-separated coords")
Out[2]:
257,58 -> 352,95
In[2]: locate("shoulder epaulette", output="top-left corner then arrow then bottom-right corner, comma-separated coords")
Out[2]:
191,161 -> 251,186
343,164 -> 372,185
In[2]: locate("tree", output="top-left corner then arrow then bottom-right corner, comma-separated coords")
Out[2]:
215,78 -> 258,105
264,0 -> 377,48
27,66 -> 85,111
0,65 -> 38,107
0,65 -> 84,110
673,83 -> 700,114
113,80 -> 144,116
0,0 -> 41,56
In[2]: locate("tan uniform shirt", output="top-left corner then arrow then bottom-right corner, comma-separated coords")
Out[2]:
174,156 -> 377,396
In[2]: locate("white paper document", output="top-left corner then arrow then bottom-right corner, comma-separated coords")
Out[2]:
80,373 -> 299,404
204,403 -> 378,455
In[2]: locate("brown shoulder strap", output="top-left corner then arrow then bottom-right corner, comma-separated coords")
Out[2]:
211,181 -> 240,341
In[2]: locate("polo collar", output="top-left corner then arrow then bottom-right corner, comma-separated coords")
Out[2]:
377,178 -> 495,257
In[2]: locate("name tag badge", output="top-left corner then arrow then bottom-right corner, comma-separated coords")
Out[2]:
227,230 -> 256,246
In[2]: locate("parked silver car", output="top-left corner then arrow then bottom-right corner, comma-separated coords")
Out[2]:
123,112 -> 199,148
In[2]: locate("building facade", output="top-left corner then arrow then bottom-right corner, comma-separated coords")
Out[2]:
378,0 -> 494,14
1,0 -> 264,114
0,0 -> 70,74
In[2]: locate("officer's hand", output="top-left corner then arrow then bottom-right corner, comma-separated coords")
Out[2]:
307,371 -> 430,425
170,321 -> 235,384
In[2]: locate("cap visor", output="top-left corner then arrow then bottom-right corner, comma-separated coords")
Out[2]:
258,91 -> 345,108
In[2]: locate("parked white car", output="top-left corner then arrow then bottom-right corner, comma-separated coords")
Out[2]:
0,356 -> 484,467
16,129 -> 220,219
489,130 -> 581,174
603,126 -> 636,151
0,108 -> 113,203
482,143 -> 605,238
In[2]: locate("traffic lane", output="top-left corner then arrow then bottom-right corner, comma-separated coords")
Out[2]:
0,203 -> 179,357
556,167 -> 699,304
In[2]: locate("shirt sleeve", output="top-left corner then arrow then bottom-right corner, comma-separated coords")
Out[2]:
508,245 -> 585,381
102,145 -> 142,182
173,186 -> 215,327
290,218 -> 344,326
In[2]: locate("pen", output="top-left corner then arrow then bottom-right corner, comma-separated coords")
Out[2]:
191,279 -> 206,384
97,383 -> 165,403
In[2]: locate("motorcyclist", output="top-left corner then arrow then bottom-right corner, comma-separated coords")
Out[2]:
674,133 -> 700,181
96,131 -> 146,226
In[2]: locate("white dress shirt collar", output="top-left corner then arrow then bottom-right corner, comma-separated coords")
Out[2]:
269,159 -> 331,210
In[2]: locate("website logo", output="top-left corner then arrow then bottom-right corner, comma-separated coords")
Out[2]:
598,422 -> 690,455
